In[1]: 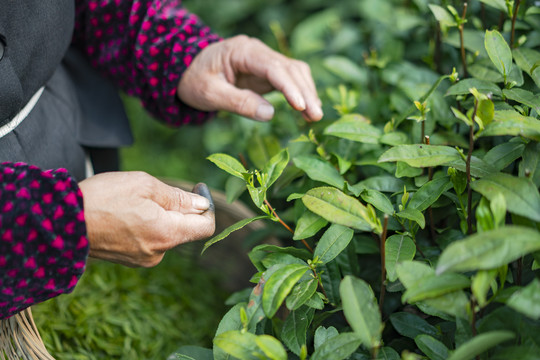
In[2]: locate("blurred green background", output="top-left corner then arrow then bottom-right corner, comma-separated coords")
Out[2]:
31,0 -> 522,358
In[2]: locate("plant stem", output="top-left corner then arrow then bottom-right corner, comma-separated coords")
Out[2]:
466,100 -> 479,235
264,199 -> 314,253
379,215 -> 389,313
511,0 -> 521,47
459,2 -> 469,78
498,11 -> 505,30
311,267 -> 329,302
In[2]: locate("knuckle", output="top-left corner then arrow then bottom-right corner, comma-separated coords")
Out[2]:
176,190 -> 191,207
235,94 -> 254,116
233,34 -> 251,43
132,171 -> 157,194
297,60 -> 311,73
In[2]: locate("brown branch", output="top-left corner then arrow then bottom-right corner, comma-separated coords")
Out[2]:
459,2 -> 469,78
466,100 -> 479,235
264,199 -> 314,253
379,215 -> 389,313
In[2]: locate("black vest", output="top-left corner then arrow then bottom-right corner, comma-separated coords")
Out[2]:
0,1 -> 132,180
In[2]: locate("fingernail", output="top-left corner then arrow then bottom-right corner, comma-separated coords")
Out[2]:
295,95 -> 306,111
313,106 -> 324,120
255,104 -> 275,121
192,183 -> 214,211
192,195 -> 210,211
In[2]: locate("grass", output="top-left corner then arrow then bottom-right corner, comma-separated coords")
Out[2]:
32,250 -> 228,359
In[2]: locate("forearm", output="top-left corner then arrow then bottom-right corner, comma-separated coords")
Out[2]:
72,0 -> 221,126
0,163 -> 88,319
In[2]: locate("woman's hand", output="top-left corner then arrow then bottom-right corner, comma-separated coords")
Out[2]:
79,172 -> 215,268
177,35 -> 323,122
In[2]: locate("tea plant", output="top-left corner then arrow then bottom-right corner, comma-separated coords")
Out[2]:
171,0 -> 540,359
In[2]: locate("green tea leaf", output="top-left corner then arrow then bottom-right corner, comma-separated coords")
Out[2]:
409,176 -> 452,212
202,216 -> 270,254
396,208 -> 426,229
263,149 -> 289,188
172,346 -> 213,360
314,326 -> 339,350
428,4 -> 457,26
479,0 -> 507,12
352,175 -> 409,194
403,273 -> 471,303
281,307 -> 315,355
483,142 -> 525,171
507,278 -> 540,320
314,224 -> 354,265
249,245 -> 313,272
436,226 -> 540,274
396,162 -> 423,178
323,56 -> 368,84
293,155 -> 346,189
471,172 -> 540,222
213,330 -> 261,360
447,331 -> 515,360
310,332 -> 362,360
377,347 -> 400,360
380,132 -> 410,146
503,88 -> 540,113
261,253 -> 308,269
293,211 -> 328,240
389,312 -> 439,340
472,269 -> 498,308
415,334 -> 449,360
255,335 -> 287,360
208,153 -> 248,179
480,110 -> 540,141
323,114 -> 382,144
302,187 -> 373,232
361,189 -> 395,214
476,98 -> 495,127
445,79 -> 502,98
445,156 -> 498,178
468,62 -> 505,83
513,47 -> 540,88
247,185 -> 266,209
397,261 -> 469,319
339,276 -> 382,350
520,142 -> 540,181
213,304 -> 246,360
378,145 -> 461,168
262,264 -> 309,318
286,279 -> 318,311
451,106 -> 473,126
485,30 -> 513,79
385,234 -> 416,282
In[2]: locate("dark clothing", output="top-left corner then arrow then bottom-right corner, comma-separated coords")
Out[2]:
0,0 -> 220,319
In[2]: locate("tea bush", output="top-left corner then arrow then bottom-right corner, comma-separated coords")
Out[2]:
170,0 -> 540,359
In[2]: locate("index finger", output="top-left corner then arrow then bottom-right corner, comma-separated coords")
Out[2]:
231,37 -> 322,120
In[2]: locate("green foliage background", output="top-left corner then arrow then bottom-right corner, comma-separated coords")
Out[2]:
32,0 -> 540,359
